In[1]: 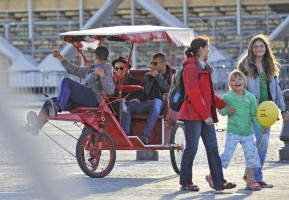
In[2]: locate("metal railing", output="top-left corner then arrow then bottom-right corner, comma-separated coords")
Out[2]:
0,70 -> 74,102
1,66 -> 289,103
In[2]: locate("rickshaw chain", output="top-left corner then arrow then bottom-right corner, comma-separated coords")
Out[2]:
48,122 -> 78,140
40,128 -> 76,158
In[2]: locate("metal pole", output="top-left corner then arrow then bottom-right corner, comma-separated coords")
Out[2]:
131,0 -> 137,69
28,0 -> 34,58
265,3 -> 269,35
212,1 -> 216,38
28,0 -> 33,40
236,0 -> 242,55
79,0 -> 84,29
183,0 -> 187,26
4,24 -> 9,41
78,0 -> 84,69
56,0 -> 60,36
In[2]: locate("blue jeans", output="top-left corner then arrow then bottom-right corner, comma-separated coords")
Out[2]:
252,121 -> 271,182
35,77 -> 98,129
121,98 -> 163,135
55,77 -> 98,111
180,120 -> 226,187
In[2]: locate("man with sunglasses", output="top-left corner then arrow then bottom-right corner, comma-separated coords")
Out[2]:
121,52 -> 173,144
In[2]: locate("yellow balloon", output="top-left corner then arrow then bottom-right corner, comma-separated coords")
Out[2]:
257,101 -> 279,127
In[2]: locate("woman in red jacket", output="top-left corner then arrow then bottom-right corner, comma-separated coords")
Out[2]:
179,35 -> 236,191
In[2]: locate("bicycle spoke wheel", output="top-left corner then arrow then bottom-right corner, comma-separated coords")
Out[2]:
76,129 -> 116,178
170,121 -> 185,174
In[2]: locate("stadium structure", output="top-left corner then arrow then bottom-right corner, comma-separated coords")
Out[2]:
0,0 -> 288,97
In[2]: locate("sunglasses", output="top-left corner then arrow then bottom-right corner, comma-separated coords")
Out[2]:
150,61 -> 163,66
114,67 -> 124,71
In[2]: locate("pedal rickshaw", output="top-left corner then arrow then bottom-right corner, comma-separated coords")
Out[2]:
26,25 -> 194,178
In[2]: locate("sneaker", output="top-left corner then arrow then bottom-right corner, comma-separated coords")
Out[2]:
45,99 -> 59,118
257,180 -> 273,188
139,135 -> 149,145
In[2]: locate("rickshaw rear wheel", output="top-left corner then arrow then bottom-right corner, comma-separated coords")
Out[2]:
76,128 -> 116,178
170,121 -> 185,174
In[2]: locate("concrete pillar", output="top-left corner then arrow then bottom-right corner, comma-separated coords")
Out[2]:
279,89 -> 289,160
136,150 -> 158,161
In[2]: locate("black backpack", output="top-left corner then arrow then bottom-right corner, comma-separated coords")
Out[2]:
168,62 -> 200,112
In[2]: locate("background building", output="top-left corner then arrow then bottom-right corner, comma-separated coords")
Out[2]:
0,0 -> 288,98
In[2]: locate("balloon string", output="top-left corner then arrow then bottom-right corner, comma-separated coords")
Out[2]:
257,135 -> 264,150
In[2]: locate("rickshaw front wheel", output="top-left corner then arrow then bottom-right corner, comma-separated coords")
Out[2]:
170,121 -> 185,174
76,128 -> 116,178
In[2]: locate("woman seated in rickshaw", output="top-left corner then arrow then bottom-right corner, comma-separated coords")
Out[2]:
24,46 -> 115,135
110,56 -> 141,118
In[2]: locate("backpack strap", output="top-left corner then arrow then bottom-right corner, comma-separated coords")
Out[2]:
181,61 -> 201,102
183,61 -> 201,80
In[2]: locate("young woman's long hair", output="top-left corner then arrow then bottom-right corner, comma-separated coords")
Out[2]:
237,34 -> 280,80
185,35 -> 210,59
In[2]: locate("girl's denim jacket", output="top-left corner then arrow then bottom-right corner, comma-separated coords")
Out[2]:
244,59 -> 287,112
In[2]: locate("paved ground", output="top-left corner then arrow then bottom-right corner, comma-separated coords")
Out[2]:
0,101 -> 289,200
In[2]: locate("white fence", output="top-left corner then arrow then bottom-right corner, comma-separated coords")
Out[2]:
1,66 -> 289,103
0,70 -> 74,102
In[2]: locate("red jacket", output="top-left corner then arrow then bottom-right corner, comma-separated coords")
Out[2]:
177,57 -> 226,123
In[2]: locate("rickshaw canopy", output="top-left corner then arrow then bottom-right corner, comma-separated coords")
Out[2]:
60,25 -> 194,47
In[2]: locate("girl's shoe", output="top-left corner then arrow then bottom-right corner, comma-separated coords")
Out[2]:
246,182 -> 261,191
257,181 -> 273,188
205,175 -> 214,189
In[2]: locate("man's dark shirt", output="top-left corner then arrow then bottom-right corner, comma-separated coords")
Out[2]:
141,65 -> 173,101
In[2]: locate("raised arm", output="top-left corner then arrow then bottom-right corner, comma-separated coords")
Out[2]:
52,47 -> 87,78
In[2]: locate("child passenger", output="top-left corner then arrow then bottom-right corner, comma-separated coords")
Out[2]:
207,69 -> 264,191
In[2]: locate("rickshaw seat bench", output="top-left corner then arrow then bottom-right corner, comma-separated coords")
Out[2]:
129,69 -> 149,82
70,106 -> 100,113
